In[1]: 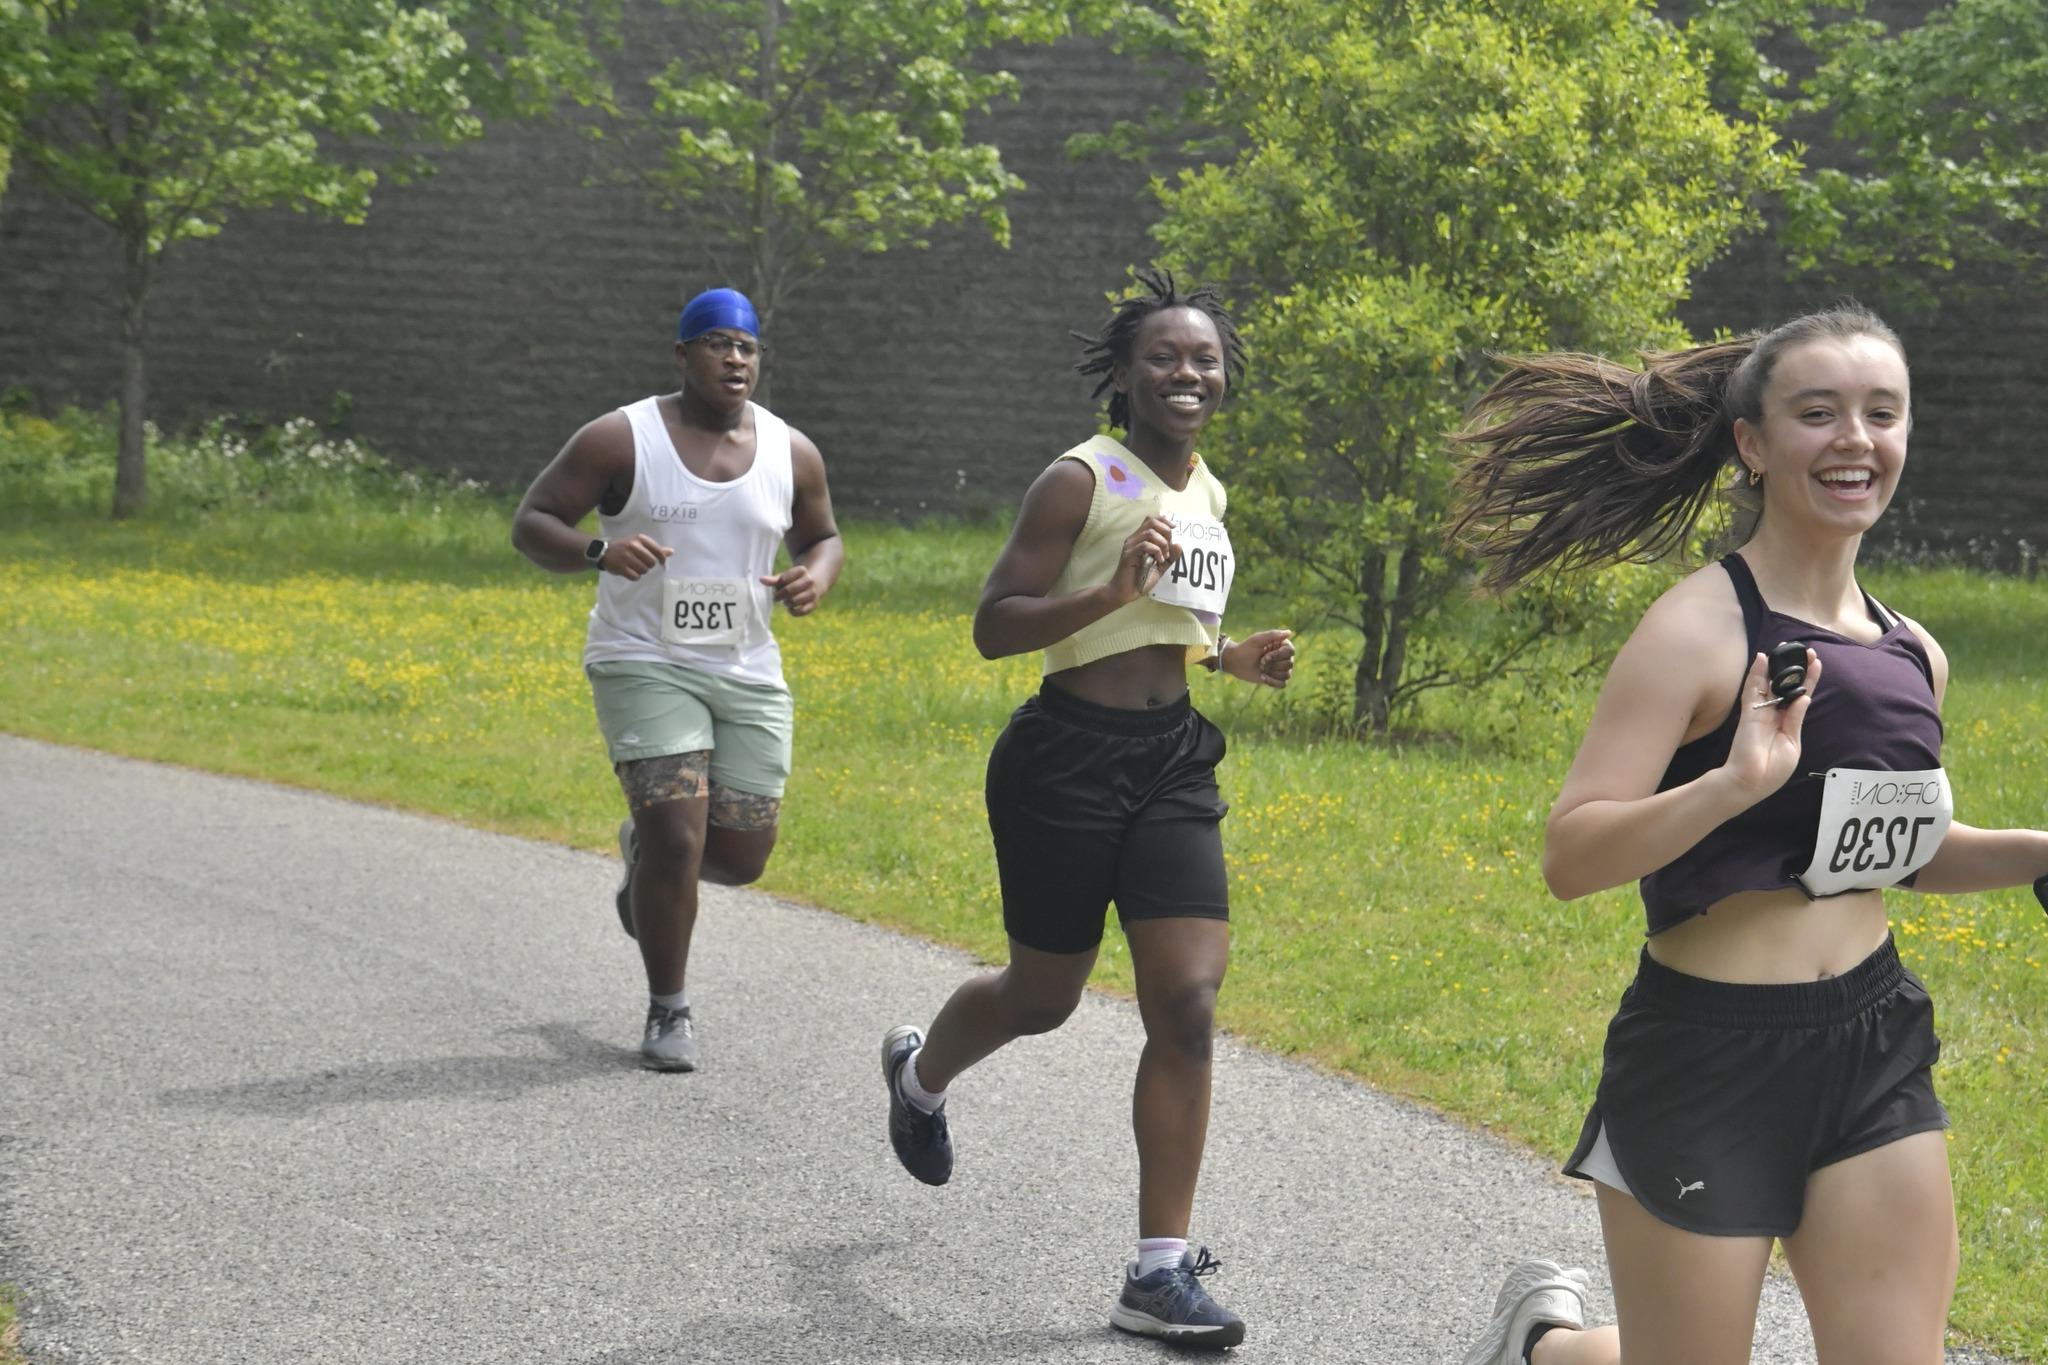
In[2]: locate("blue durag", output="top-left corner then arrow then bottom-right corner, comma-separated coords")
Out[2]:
678,288 -> 761,341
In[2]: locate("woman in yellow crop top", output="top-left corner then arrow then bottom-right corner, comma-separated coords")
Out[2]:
880,269 -> 1295,1347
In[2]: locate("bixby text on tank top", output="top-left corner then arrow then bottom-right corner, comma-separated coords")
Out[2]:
583,397 -> 794,688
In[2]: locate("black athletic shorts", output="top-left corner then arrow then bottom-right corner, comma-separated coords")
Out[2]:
1563,935 -> 1947,1237
985,684 -> 1229,955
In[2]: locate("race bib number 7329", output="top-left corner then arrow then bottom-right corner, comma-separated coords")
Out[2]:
660,576 -> 755,648
1795,767 -> 1952,898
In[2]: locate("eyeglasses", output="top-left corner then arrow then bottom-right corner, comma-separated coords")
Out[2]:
689,334 -> 761,359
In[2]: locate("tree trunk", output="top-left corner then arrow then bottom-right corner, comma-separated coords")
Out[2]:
1352,650 -> 1392,734
1353,547 -> 1390,732
1350,539 -> 1424,734
112,226 -> 151,520
1379,537 -> 1425,713
1351,443 -> 1422,735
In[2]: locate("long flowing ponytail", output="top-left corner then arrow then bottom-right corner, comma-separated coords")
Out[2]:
1449,304 -> 1903,593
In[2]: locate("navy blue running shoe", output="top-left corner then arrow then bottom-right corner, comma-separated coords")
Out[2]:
1110,1247 -> 1246,1348
882,1024 -> 952,1186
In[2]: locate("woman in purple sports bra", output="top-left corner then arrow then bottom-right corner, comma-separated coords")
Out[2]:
1444,304 -> 2048,1365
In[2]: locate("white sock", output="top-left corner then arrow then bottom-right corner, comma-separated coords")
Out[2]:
650,988 -> 689,1011
1135,1237 -> 1187,1278
897,1046 -> 946,1113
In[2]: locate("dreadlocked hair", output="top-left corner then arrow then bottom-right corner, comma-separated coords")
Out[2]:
1072,267 -> 1247,431
1448,303 -> 1904,594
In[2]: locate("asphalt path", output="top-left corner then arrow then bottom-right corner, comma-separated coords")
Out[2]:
0,735 -> 2013,1363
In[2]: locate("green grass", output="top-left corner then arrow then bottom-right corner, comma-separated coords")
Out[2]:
0,1286 -> 23,1365
3,412 -> 2047,1356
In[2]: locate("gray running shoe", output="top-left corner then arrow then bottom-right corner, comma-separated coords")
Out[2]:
1109,1246 -> 1245,1348
614,818 -> 637,939
1461,1260 -> 1588,1365
882,1024 -> 952,1185
640,1003 -> 697,1071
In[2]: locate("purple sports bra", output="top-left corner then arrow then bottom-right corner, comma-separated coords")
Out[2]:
1638,554 -> 1946,935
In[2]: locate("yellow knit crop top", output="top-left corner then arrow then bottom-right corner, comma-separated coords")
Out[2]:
1042,434 -> 1228,675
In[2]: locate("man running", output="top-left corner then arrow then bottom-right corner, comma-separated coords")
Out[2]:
513,287 -> 842,1071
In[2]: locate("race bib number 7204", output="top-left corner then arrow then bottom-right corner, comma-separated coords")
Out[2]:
660,576 -> 755,648
1795,767 -> 1952,898
1148,515 -> 1234,618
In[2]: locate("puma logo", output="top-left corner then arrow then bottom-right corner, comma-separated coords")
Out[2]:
1675,1178 -> 1706,1199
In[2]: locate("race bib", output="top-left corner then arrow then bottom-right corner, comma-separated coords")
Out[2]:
1796,767 -> 1952,897
1149,514 -> 1234,618
660,576 -> 756,649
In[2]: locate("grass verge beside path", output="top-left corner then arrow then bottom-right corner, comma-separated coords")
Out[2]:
2,507 -> 2045,1357
0,1287 -> 25,1365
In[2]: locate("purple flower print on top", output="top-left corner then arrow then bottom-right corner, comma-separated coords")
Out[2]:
1099,452 -> 1145,501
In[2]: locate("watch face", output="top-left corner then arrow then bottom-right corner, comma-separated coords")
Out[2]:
586,538 -> 606,562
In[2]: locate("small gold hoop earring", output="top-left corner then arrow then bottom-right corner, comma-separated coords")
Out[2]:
1747,466 -> 1762,487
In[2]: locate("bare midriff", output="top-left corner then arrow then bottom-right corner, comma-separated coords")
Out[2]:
1045,642 -> 1198,711
1646,886 -> 1892,983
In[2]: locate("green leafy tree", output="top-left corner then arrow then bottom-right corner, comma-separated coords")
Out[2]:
0,1 -> 611,518
1670,0 -> 2048,308
0,0 -> 36,204
612,0 -> 1137,338
1673,0 -> 1836,117
1148,0 -> 1791,731
1779,0 -> 2048,305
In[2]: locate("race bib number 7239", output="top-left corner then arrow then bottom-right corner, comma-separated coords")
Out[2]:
1795,767 -> 1952,898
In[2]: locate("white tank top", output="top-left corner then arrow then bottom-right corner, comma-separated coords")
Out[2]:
582,397 -> 794,688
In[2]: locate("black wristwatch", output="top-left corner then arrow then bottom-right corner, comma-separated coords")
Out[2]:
583,537 -> 608,570
2034,872 -> 2048,915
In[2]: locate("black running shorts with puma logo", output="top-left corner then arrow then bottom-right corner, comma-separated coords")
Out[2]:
1563,935 -> 1946,1237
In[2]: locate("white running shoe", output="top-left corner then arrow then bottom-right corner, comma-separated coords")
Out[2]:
1462,1259 -> 1589,1365
640,1003 -> 698,1071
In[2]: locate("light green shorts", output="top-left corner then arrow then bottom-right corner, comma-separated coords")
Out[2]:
586,661 -> 794,797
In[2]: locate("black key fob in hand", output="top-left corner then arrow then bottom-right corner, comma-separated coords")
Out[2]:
1765,640 -> 1809,709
